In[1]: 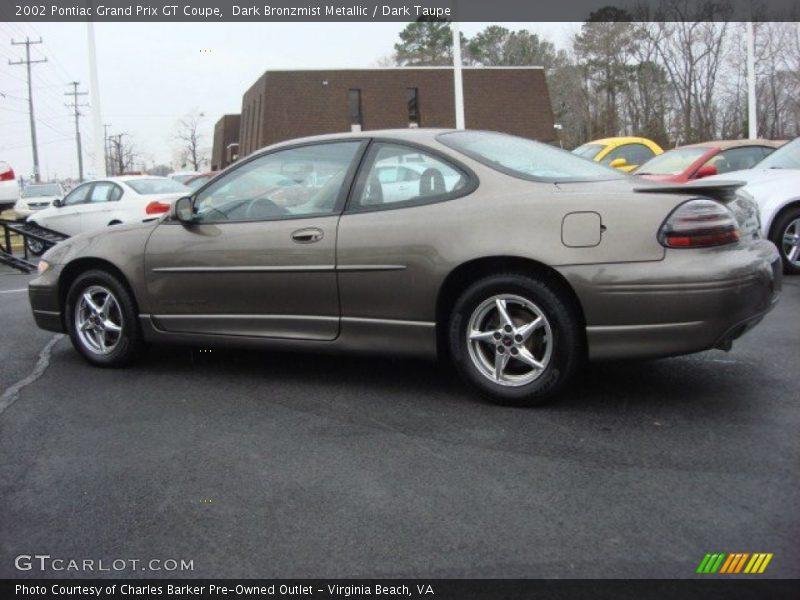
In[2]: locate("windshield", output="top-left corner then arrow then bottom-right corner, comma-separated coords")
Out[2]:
636,147 -> 709,175
757,137 -> 800,170
572,143 -> 605,160
438,131 -> 623,182
126,178 -> 188,195
22,184 -> 61,197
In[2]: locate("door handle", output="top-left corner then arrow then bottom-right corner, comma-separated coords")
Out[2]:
291,227 -> 324,244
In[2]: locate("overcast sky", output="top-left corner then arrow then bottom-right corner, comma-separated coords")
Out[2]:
0,22 -> 578,180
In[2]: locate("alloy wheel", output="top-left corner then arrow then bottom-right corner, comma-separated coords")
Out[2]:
783,218 -> 800,267
466,294 -> 553,387
74,285 -> 124,355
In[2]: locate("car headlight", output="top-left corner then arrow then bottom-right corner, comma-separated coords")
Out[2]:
37,260 -> 50,275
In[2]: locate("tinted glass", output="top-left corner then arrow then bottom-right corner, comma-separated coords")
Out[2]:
602,143 -> 655,166
353,143 -> 467,209
441,131 -> 622,182
126,178 -> 189,194
63,183 -> 91,206
636,147 -> 709,176
711,147 -> 771,173
757,138 -> 800,169
572,144 -> 605,160
186,175 -> 212,190
193,142 -> 360,222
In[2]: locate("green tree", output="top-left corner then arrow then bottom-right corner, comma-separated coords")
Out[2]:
469,26 -> 559,68
394,19 -> 454,66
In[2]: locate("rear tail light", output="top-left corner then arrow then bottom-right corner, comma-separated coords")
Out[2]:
659,199 -> 740,248
0,167 -> 15,182
145,200 -> 171,215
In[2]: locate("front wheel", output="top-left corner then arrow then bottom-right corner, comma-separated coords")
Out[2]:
772,207 -> 800,274
65,270 -> 144,367
448,274 -> 583,406
25,237 -> 46,256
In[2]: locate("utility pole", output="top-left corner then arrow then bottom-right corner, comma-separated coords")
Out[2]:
746,22 -> 757,139
103,123 -> 112,175
109,132 -> 127,175
65,82 -> 89,182
87,23 -> 106,177
451,22 -> 465,130
9,37 -> 47,182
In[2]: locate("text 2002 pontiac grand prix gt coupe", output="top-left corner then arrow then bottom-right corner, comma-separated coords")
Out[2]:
28,129 -> 782,405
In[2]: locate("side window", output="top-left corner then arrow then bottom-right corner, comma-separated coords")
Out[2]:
352,143 -> 468,210
193,141 -> 361,223
88,182 -> 116,203
716,147 -> 770,173
603,143 -> 655,166
63,183 -> 91,206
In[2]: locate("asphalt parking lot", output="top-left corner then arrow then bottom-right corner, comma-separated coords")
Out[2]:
0,265 -> 798,579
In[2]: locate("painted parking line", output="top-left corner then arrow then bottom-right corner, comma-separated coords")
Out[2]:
0,288 -> 28,294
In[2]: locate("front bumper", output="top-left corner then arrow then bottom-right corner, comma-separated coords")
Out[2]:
559,239 -> 782,361
29,265 -> 66,333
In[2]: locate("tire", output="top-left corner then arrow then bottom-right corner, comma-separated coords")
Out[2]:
65,269 -> 144,367
26,237 -> 46,256
448,273 -> 583,406
771,207 -> 800,275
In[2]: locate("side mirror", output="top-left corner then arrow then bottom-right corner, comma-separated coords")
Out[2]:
695,165 -> 718,179
52,198 -> 64,208
609,157 -> 628,169
174,196 -> 194,223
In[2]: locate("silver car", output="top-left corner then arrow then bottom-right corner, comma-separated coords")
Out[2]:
29,130 -> 782,405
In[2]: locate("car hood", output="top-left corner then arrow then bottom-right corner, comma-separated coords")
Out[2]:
42,220 -> 159,264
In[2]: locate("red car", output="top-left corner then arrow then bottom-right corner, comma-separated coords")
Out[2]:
635,139 -> 785,182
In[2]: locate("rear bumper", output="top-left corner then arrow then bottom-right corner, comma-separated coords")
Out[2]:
560,240 -> 782,361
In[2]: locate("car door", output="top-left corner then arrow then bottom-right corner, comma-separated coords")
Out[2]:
38,182 -> 92,235
144,140 -> 365,341
336,142 -> 473,325
80,181 -> 123,232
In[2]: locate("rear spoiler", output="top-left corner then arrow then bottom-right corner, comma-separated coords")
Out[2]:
634,180 -> 746,204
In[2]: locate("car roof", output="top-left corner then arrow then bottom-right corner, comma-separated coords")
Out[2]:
263,128 -> 456,150
586,136 -> 657,146
680,139 -> 787,150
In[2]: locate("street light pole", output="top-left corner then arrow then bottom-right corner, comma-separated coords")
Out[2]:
87,21 -> 106,177
451,21 -> 465,130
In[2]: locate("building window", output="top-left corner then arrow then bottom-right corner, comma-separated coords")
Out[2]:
348,89 -> 362,131
407,88 -> 419,128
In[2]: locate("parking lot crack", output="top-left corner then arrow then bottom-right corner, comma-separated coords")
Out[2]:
0,334 -> 63,416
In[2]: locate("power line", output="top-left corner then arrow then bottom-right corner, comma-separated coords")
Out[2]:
9,36 -> 46,182
65,81 -> 89,181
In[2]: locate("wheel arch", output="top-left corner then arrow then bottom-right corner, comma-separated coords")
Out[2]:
766,198 -> 800,241
435,256 -> 587,359
58,257 -> 140,322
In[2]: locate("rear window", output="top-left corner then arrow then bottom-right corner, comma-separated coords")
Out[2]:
125,178 -> 188,195
438,131 -> 622,182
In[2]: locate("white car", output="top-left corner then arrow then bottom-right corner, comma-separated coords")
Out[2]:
28,176 -> 189,245
13,182 -> 64,219
0,161 -> 20,210
704,137 -> 800,274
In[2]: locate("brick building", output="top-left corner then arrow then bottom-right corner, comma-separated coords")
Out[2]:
212,67 -> 555,164
211,114 -> 241,170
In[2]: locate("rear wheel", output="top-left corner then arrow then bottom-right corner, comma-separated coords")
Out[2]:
772,207 -> 800,274
65,270 -> 144,367
448,273 -> 583,406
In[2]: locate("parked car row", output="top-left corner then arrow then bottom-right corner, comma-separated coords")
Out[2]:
574,135 -> 800,274
28,129 -> 782,406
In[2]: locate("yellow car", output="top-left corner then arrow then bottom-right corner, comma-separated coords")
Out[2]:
572,136 -> 664,172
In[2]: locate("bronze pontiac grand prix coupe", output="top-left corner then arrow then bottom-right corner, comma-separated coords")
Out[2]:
29,130 -> 782,405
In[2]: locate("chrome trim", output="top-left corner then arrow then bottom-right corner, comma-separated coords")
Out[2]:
341,317 -> 434,328
151,265 -> 336,273
151,264 -> 407,273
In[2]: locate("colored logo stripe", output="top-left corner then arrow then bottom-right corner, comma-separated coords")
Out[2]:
697,553 -> 773,574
